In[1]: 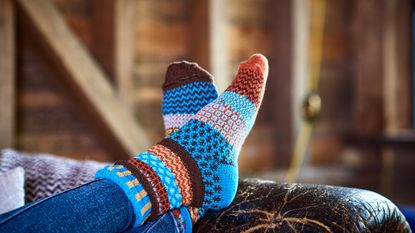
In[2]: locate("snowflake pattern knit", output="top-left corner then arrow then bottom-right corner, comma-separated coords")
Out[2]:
96,54 -> 269,226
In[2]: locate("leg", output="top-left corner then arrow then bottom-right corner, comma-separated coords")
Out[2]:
0,61 -> 218,233
0,179 -> 134,233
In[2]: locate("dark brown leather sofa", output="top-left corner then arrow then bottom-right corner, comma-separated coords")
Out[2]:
0,150 -> 411,232
195,179 -> 411,233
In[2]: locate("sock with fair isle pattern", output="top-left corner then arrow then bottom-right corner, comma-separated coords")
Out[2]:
162,61 -> 219,135
96,54 -> 269,227
162,61 -> 218,232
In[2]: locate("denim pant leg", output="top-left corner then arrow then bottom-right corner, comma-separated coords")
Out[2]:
0,179 -> 135,233
123,212 -> 181,233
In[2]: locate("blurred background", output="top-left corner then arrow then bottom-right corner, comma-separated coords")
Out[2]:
0,0 -> 414,208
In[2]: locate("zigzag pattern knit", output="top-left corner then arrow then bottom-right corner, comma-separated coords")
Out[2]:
162,61 -> 218,135
96,54 -> 269,226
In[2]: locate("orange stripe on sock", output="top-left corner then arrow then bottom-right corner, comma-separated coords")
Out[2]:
148,144 -> 193,206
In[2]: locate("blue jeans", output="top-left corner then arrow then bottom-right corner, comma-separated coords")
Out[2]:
0,179 -> 181,233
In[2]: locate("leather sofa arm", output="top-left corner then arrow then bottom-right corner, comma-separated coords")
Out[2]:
195,178 -> 411,233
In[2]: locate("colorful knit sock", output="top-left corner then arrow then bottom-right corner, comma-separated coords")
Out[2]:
162,61 -> 219,136
96,54 -> 269,227
162,61 -> 218,232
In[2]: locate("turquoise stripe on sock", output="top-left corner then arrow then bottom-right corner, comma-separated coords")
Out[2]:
180,207 -> 193,233
163,82 -> 218,114
135,152 -> 183,208
221,91 -> 256,129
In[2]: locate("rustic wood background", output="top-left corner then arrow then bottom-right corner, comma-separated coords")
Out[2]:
0,0 -> 413,205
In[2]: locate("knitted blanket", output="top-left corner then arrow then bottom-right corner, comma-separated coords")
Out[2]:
0,149 -> 106,203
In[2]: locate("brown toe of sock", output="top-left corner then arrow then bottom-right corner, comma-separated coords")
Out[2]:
163,61 -> 214,90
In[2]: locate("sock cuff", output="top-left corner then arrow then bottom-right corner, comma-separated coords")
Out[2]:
95,165 -> 152,227
115,160 -> 165,221
163,61 -> 214,90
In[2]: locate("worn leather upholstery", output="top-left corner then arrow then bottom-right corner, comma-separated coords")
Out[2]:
195,179 -> 411,233
1,150 -> 410,232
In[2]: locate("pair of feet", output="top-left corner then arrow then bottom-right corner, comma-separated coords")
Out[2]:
96,54 -> 269,229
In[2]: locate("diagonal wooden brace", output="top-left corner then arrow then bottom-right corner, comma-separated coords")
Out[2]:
17,0 -> 150,159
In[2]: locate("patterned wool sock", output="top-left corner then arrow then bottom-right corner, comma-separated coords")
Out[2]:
162,62 -> 218,232
162,61 -> 219,136
96,54 -> 269,227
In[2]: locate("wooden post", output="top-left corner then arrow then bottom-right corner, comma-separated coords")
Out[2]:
382,0 -> 412,131
190,0 -> 230,92
115,0 -> 135,107
189,0 -> 210,70
0,0 -> 15,148
91,0 -> 135,107
349,0 -> 385,190
381,0 -> 411,197
291,0 -> 310,138
271,0 -> 294,168
350,0 -> 385,135
17,0 -> 150,159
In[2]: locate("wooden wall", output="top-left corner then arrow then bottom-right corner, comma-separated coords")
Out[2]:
2,0 -> 414,204
16,0 -> 111,161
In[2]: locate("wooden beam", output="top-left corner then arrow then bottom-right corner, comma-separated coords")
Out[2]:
91,0 -> 116,82
209,0 -> 230,91
350,0 -> 385,135
394,0 -> 412,129
382,0 -> 412,131
291,0 -> 310,137
381,0 -> 411,197
271,0 -> 294,168
189,0 -> 210,70
0,0 -> 15,148
115,0 -> 136,107
17,0 -> 150,159
91,0 -> 135,107
383,0 -> 412,131
349,0 -> 385,191
190,0 -> 230,92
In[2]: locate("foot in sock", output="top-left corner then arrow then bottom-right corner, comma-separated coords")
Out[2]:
98,61 -> 217,227
96,54 -> 269,226
162,61 -> 219,136
162,61 -> 218,231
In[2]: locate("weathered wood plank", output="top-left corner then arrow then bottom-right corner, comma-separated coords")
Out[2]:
349,0 -> 385,191
189,0 -> 210,70
383,0 -> 412,131
394,0 -> 412,129
190,0 -> 230,91
91,0 -> 135,107
271,0 -> 293,168
91,0 -> 116,82
0,0 -> 16,148
17,0 -> 150,159
350,0 -> 385,134
114,0 -> 135,107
